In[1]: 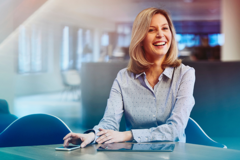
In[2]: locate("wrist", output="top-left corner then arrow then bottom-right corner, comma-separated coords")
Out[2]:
88,132 -> 95,141
124,131 -> 133,142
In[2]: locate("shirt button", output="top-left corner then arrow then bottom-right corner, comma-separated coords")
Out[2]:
153,115 -> 155,117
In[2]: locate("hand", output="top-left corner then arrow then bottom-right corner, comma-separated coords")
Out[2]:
63,132 -> 95,148
96,128 -> 133,144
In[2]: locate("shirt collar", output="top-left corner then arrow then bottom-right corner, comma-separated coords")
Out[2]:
134,67 -> 174,79
163,67 -> 174,79
135,72 -> 146,79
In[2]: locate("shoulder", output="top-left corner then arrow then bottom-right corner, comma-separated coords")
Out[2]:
175,63 -> 195,73
175,63 -> 195,75
174,63 -> 195,80
115,68 -> 133,82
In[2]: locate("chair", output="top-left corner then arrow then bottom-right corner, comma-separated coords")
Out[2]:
185,117 -> 227,148
62,69 -> 81,100
0,114 -> 71,147
0,99 -> 18,133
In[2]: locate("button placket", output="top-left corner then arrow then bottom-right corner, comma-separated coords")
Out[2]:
152,94 -> 157,120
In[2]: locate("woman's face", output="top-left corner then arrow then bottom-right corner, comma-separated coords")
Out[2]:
142,14 -> 172,61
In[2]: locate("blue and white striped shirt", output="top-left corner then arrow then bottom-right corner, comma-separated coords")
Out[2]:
92,63 -> 195,143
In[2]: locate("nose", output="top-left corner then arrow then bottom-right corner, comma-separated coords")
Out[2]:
156,30 -> 164,38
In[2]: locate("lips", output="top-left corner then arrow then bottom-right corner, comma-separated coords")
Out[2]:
153,41 -> 167,46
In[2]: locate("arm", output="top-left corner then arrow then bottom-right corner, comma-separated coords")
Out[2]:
92,71 -> 137,144
63,74 -> 125,147
132,68 -> 195,142
63,79 -> 124,147
90,78 -> 124,143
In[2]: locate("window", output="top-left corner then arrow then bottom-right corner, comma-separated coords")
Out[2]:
208,34 -> 224,47
176,33 -> 224,51
18,25 -> 46,74
61,26 -> 93,70
76,28 -> 93,69
80,29 -> 93,63
101,32 -> 109,46
116,24 -> 132,47
62,26 -> 70,70
176,34 -> 201,50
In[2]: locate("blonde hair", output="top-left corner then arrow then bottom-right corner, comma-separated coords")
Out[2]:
127,8 -> 181,74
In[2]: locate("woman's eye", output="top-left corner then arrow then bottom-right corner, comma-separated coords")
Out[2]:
163,27 -> 169,30
149,29 -> 154,32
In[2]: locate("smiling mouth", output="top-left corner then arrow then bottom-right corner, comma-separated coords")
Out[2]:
153,42 -> 166,46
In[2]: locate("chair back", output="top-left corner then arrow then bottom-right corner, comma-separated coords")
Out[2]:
0,114 -> 18,133
0,114 -> 71,147
0,99 -> 18,133
62,70 -> 81,86
0,99 -> 10,114
185,117 -> 226,148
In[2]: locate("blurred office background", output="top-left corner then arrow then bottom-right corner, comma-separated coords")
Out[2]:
0,0 -> 240,150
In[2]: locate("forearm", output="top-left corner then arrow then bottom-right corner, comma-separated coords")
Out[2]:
123,131 -> 133,142
131,123 -> 184,143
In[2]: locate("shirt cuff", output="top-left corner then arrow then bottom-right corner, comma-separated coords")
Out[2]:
131,129 -> 152,143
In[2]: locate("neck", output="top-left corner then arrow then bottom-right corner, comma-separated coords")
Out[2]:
144,54 -> 166,89
146,54 -> 166,77
146,64 -> 163,78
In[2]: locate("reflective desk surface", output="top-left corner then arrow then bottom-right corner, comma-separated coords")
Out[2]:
0,142 -> 240,160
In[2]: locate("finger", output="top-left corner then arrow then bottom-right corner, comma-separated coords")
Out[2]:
97,128 -> 106,135
80,137 -> 91,148
105,139 -> 113,144
63,133 -> 73,140
96,131 -> 106,136
96,134 -> 106,142
64,133 -> 83,141
63,137 -> 71,147
81,141 -> 87,148
98,136 -> 112,144
63,132 -> 79,140
97,129 -> 107,136
99,128 -> 105,131
97,136 -> 112,144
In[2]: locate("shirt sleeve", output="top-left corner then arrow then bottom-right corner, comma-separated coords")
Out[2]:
131,68 -> 195,143
91,78 -> 124,143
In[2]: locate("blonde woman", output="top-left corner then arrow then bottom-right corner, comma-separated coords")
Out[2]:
63,8 -> 195,148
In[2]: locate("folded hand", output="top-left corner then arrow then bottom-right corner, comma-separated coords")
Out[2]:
96,128 -> 133,144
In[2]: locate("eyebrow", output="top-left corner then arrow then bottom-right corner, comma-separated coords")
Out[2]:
150,23 -> 169,28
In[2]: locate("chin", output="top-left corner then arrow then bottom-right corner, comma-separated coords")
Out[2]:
154,51 -> 167,56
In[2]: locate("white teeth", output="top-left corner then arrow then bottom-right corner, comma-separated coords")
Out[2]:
154,42 -> 166,46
